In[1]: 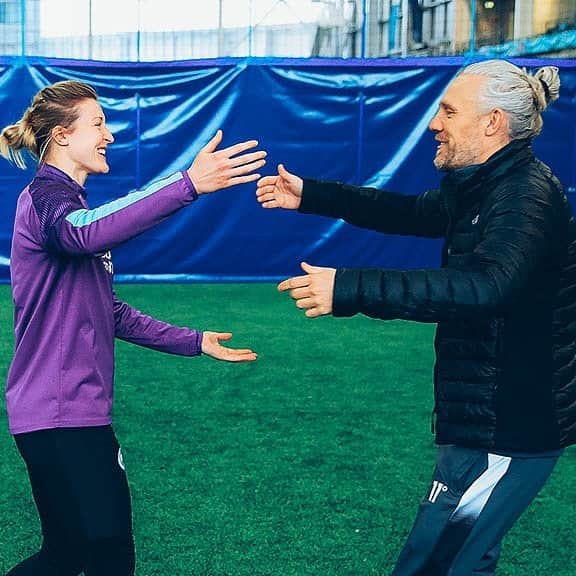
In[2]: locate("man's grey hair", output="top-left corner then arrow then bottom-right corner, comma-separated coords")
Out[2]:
460,59 -> 560,140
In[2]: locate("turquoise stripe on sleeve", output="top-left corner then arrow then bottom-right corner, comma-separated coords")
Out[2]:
65,172 -> 183,228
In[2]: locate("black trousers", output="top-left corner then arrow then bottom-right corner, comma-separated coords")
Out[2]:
391,444 -> 561,576
6,425 -> 135,576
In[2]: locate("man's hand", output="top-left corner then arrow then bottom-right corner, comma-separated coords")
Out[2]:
256,163 -> 303,210
278,261 -> 336,318
201,331 -> 258,362
187,130 -> 267,194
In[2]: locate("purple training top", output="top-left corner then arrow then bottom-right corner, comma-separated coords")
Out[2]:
6,163 -> 203,435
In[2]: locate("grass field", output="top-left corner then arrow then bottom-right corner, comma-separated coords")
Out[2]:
0,283 -> 574,575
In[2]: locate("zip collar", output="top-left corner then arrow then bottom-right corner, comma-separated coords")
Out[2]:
36,162 -> 87,199
441,139 -> 534,214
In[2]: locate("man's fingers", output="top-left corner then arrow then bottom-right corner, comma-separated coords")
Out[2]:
289,286 -> 310,300
255,190 -> 274,202
278,274 -> 309,292
305,308 -> 323,318
259,198 -> 279,208
296,297 -> 314,309
256,176 -> 278,188
278,163 -> 289,177
301,261 -> 320,274
277,279 -> 291,292
255,186 -> 277,201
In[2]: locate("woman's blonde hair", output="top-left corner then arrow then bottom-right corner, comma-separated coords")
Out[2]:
0,80 -> 98,169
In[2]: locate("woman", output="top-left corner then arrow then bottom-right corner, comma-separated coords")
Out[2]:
0,80 -> 264,575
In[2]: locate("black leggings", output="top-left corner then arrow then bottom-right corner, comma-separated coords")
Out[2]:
6,426 -> 135,576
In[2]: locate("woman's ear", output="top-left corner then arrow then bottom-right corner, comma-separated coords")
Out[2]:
51,126 -> 69,147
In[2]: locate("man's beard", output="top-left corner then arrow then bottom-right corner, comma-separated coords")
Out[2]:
434,141 -> 481,171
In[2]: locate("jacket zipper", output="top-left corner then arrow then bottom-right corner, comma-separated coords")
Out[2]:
431,193 -> 453,436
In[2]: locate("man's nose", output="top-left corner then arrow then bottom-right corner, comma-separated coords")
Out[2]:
429,114 -> 442,132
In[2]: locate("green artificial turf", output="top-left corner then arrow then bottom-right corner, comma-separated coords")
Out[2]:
0,283 -> 574,575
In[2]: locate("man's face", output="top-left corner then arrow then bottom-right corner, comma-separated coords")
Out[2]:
429,74 -> 488,171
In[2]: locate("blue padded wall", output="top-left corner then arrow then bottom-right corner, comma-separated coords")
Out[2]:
0,57 -> 574,282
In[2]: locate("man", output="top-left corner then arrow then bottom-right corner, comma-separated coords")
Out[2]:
256,60 -> 576,575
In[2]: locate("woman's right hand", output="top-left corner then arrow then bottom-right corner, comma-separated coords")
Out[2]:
255,163 -> 303,210
201,331 -> 257,362
187,130 -> 267,194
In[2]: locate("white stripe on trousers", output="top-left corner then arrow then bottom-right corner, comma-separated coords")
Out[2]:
450,453 -> 511,523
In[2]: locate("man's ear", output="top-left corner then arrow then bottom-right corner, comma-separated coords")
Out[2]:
485,109 -> 507,137
51,126 -> 69,146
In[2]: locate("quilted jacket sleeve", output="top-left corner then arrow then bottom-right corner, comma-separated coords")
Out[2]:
299,178 -> 448,238
332,178 -> 562,322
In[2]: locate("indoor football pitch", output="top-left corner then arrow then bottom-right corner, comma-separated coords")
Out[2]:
0,283 -> 574,575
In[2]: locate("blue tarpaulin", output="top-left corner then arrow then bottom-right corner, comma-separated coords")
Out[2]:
0,57 -> 575,283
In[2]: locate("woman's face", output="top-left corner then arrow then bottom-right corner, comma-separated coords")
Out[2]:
57,98 -> 114,183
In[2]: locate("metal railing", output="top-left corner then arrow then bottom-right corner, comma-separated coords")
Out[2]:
0,0 -> 574,61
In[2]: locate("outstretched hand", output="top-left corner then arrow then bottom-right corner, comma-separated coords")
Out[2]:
201,332 -> 258,362
277,261 -> 336,318
188,130 -> 267,194
256,163 -> 303,210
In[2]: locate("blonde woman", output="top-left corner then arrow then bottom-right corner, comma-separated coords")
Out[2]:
1,80 -> 264,575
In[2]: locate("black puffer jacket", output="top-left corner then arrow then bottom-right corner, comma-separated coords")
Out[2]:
300,139 -> 576,452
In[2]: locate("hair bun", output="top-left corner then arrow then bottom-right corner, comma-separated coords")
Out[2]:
533,66 -> 560,110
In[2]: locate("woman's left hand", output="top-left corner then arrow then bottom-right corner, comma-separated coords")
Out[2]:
187,130 -> 267,194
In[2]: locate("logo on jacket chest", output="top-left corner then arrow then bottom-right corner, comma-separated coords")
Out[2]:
101,251 -> 114,275
471,214 -> 480,226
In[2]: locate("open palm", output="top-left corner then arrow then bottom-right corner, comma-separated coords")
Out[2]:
256,163 -> 303,210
